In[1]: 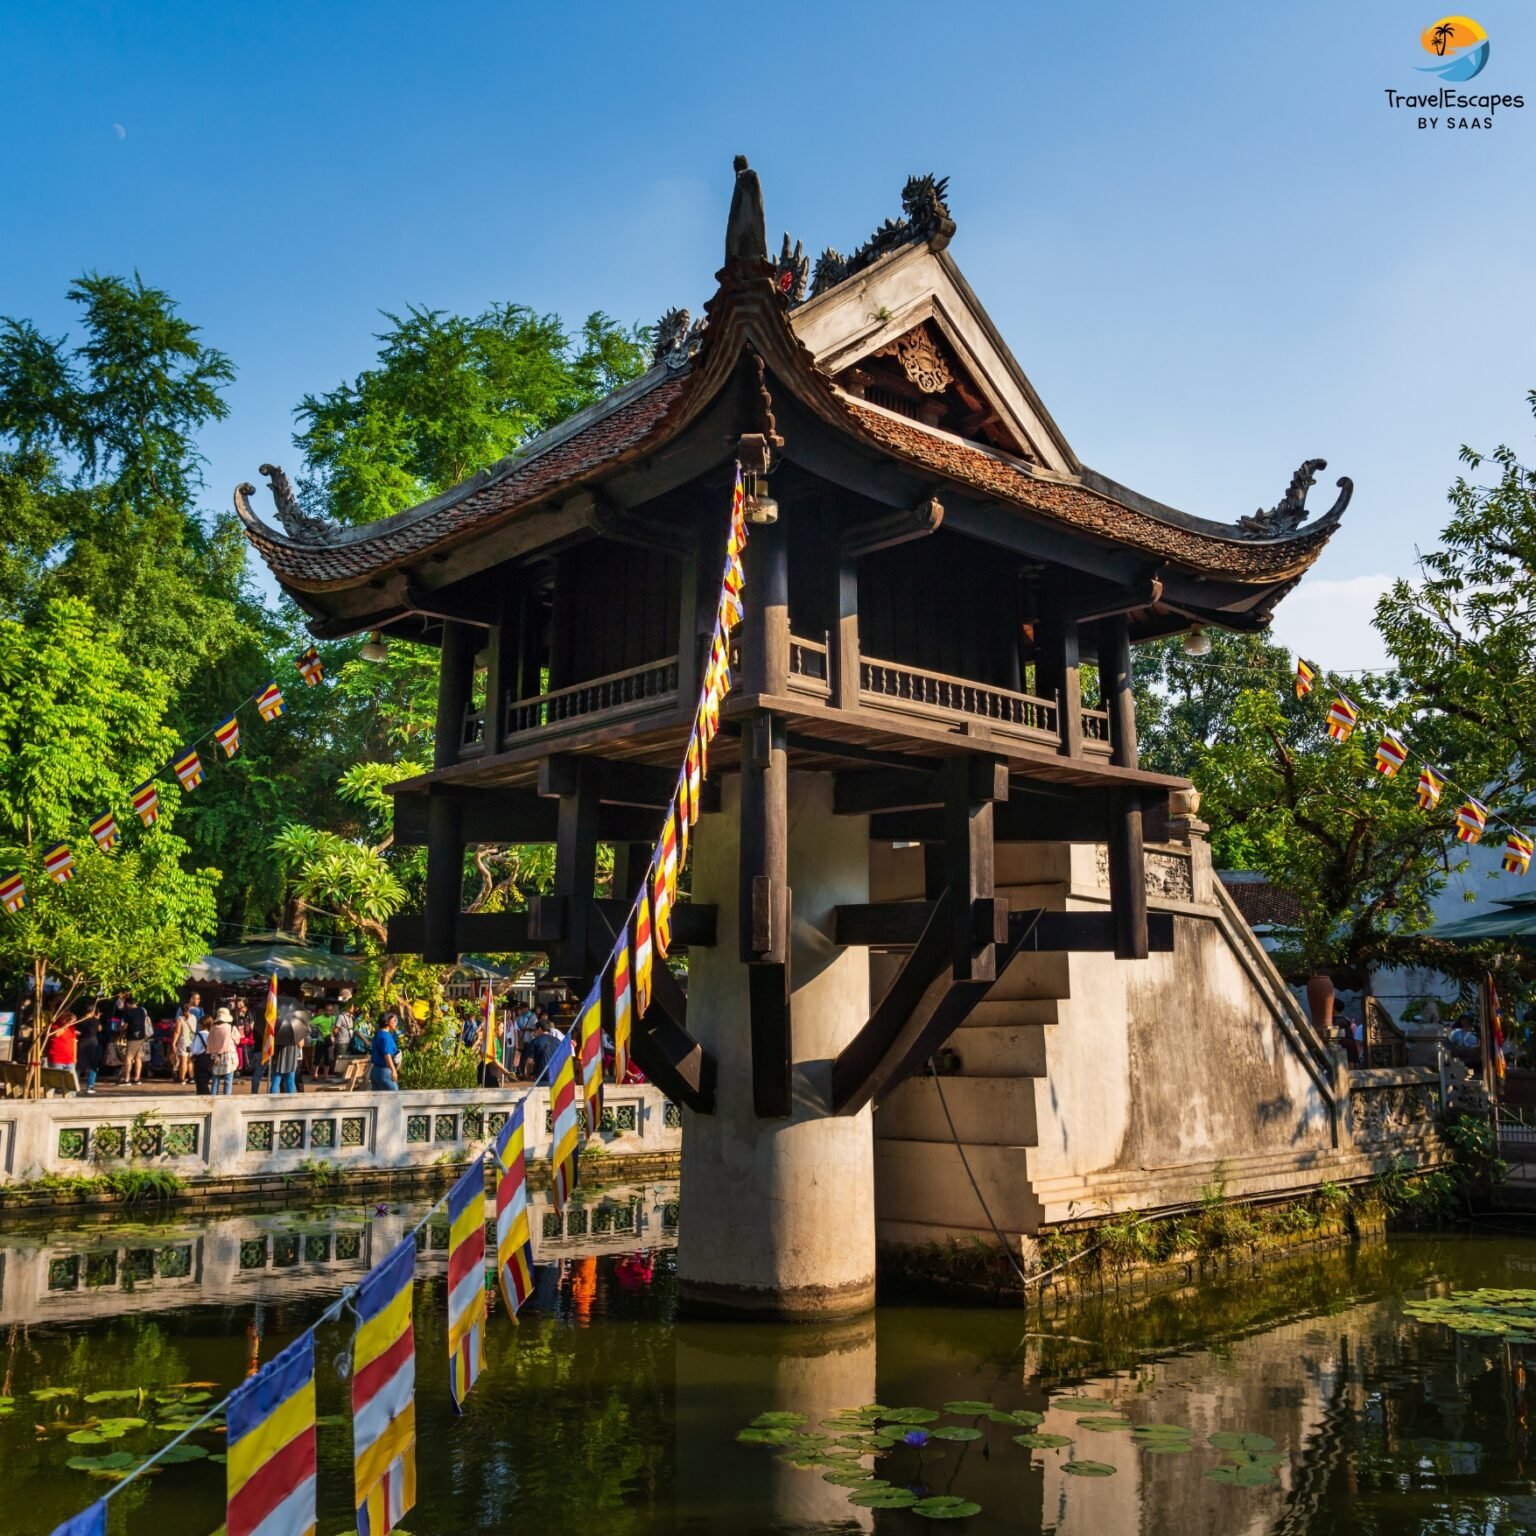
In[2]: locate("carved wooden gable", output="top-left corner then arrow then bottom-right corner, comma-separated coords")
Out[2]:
789,241 -> 1078,475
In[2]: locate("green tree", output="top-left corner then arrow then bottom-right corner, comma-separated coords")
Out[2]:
0,599 -> 219,1091
294,303 -> 650,526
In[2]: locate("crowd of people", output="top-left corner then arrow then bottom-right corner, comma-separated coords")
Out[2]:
25,987 -> 642,1097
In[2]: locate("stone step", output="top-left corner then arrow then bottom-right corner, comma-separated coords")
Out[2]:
967,997 -> 1058,1028
985,948 -> 1071,1003
875,1137 -> 1043,1234
940,1022 -> 1050,1077
875,1076 -> 1038,1147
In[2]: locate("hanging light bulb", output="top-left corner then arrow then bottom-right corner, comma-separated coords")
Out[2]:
1182,624 -> 1212,657
360,630 -> 389,662
743,469 -> 778,525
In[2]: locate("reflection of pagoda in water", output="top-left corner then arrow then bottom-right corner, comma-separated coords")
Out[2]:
1,1183 -> 676,1327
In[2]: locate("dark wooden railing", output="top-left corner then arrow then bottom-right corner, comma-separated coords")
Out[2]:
859,655 -> 1058,742
504,655 -> 680,740
461,707 -> 486,750
788,634 -> 830,698
1080,707 -> 1112,755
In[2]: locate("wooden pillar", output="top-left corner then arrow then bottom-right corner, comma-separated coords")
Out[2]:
423,791 -> 463,964
740,710 -> 791,1116
611,841 -> 652,901
743,510 -> 789,698
675,548 -> 702,719
1108,789 -> 1149,960
832,553 -> 860,709
548,550 -> 579,690
482,590 -> 517,753
1037,590 -> 1082,758
513,580 -> 544,704
550,759 -> 600,980
1102,615 -> 1138,769
433,621 -> 477,770
942,757 -> 999,982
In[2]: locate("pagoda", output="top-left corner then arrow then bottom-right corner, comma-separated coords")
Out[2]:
240,158 -> 1350,1317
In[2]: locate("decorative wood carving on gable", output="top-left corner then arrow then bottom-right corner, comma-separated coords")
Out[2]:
876,327 -> 953,394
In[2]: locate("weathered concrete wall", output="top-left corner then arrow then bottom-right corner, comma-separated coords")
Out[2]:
875,836 -> 1444,1252
677,772 -> 876,1317
0,1082 -> 679,1186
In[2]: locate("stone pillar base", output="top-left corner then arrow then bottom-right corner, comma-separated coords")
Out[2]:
677,1273 -> 877,1323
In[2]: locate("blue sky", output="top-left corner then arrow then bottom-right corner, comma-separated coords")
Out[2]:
3,1 -> 1533,669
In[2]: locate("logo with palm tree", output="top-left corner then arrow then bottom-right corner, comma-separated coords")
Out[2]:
1418,15 -> 1490,80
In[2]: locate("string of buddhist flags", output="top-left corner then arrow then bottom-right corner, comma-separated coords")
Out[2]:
1291,651 -> 1533,875
48,468 -> 754,1536
1,646 -> 326,916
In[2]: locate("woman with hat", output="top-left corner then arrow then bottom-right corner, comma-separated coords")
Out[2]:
206,1007 -> 240,1095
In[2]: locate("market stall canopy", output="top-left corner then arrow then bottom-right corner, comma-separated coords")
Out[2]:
1426,893 -> 1536,946
207,932 -> 362,982
450,958 -> 518,982
187,953 -> 257,983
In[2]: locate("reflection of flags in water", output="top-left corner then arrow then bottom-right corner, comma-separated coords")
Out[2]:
0,872 -> 25,914
1326,695 -> 1358,742
46,1501 -> 106,1535
352,1236 -> 417,1536
1503,832 -> 1534,877
132,780 -> 160,826
174,749 -> 204,791
611,929 -> 633,1085
257,683 -> 285,721
548,1034 -> 581,1212
492,1103 -> 535,1317
215,714 -> 241,758
1295,658 -> 1316,698
446,1157 -> 487,1413
1373,731 -> 1408,777
225,1331 -> 317,1536
44,843 -> 74,884
1416,765 -> 1445,811
1456,797 -> 1489,844
89,811 -> 118,852
576,983 -> 603,1137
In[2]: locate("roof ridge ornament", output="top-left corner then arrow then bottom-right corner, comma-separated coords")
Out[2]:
651,308 -> 707,370
807,173 -> 956,300
1236,459 -> 1353,539
724,154 -> 768,266
234,464 -> 339,544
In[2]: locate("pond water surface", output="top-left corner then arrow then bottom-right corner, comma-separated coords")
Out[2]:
3,1193 -> 1535,1535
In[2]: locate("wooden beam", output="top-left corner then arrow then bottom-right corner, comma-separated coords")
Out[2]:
943,756 -> 997,982
1007,908 -> 1174,953
587,904 -> 715,1114
423,792 -> 463,964
840,496 -> 943,558
739,712 -> 788,964
742,495 -> 789,697
404,583 -> 497,628
433,620 -> 477,770
593,898 -> 717,949
834,758 -> 1009,817
588,497 -> 698,556
1067,578 -> 1164,627
1108,789 -> 1149,960
387,909 -> 533,955
833,902 -> 935,948
538,754 -> 719,813
393,788 -> 665,848
869,791 -> 1112,844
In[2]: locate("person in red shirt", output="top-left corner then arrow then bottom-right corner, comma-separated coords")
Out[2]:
45,1011 -> 79,1090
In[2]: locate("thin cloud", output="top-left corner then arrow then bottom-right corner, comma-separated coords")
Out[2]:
112,123 -> 126,140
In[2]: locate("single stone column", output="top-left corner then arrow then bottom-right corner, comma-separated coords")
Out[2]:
677,771 -> 875,1318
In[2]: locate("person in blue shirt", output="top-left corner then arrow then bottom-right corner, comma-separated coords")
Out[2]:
370,1011 -> 401,1091
521,1019 -> 560,1084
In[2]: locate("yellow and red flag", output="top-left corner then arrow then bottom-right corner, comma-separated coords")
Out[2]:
633,887 -> 653,1020
131,780 -> 160,826
492,1104 -> 535,1316
1294,658 -> 1317,698
262,974 -> 278,1069
214,714 -> 241,758
1373,731 -> 1408,777
685,731 -> 702,826
1416,765 -> 1446,811
1502,832 -> 1533,877
174,748 -> 204,791
225,1331 -> 317,1536
481,983 -> 497,1066
89,811 -> 118,852
297,646 -> 324,686
1325,695 -> 1358,743
256,682 -> 285,721
675,775 -> 690,873
0,872 -> 25,914
1456,797 -> 1489,844
548,1035 -> 581,1212
352,1237 -> 417,1535
611,931 -> 633,1085
43,843 -> 74,884
576,983 -> 603,1138
446,1157 -> 486,1413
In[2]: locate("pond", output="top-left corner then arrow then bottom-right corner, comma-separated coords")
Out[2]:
4,1194 -> 1534,1535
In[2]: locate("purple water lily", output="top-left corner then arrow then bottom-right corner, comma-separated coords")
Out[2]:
902,1429 -> 931,1447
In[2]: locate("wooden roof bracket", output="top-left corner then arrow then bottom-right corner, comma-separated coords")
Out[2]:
841,495 -> 944,558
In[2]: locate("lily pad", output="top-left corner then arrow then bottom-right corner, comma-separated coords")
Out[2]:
0,1405 -> 13,1416
823,1468 -> 877,1486
750,1411 -> 808,1429
1063,1460 -> 1118,1476
849,1487 -> 919,1508
913,1496 -> 983,1519
930,1426 -> 983,1441
66,1452 -> 137,1473
1014,1432 -> 1074,1449
882,1407 -> 940,1424
1141,1441 -> 1195,1454
98,1417 -> 146,1432
1077,1416 -> 1133,1432
84,1391 -> 140,1405
1051,1397 -> 1110,1412
1209,1431 -> 1277,1453
32,1388 -> 79,1401
1206,1463 -> 1279,1486
156,1443 -> 209,1464
942,1400 -> 994,1415
1131,1423 -> 1193,1437
1008,1410 -> 1045,1427
67,1430 -> 106,1445
737,1427 -> 798,1446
